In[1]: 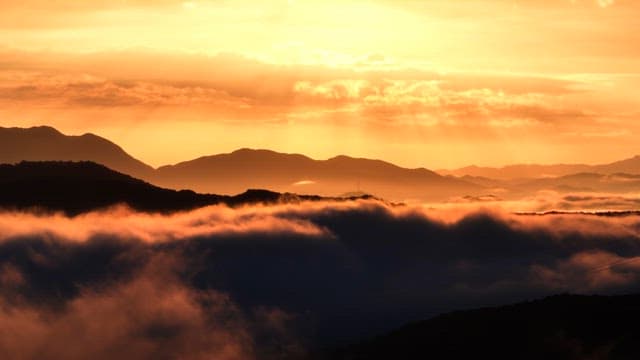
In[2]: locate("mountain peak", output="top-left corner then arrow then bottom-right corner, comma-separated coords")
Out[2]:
29,125 -> 62,134
80,132 -> 101,138
224,148 -> 315,164
232,147 -> 265,154
0,126 -> 154,177
0,125 -> 62,136
327,154 -> 354,161
230,148 -> 281,156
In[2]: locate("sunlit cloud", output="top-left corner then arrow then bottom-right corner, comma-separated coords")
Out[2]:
0,0 -> 638,167
292,180 -> 316,186
597,0 -> 615,8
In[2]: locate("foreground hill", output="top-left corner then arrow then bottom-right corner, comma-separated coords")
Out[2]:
329,293 -> 640,360
0,126 -> 154,178
153,148 -> 482,201
0,161 -> 331,215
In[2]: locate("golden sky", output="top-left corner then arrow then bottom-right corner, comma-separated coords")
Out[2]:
1,0 -> 639,168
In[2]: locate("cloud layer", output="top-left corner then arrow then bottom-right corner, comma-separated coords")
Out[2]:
1,200 -> 640,356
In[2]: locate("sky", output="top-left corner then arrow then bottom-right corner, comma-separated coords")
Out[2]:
1,0 -> 639,169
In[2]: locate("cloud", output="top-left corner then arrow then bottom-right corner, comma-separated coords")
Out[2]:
1,47 -> 637,169
531,250 -> 640,292
502,191 -> 640,212
292,180 -> 317,186
0,48 -> 623,144
597,0 -> 615,8
0,69 -> 250,110
556,193 -> 640,210
0,49 -> 590,124
0,0 -> 188,11
1,199 -> 640,351
0,255 -> 256,360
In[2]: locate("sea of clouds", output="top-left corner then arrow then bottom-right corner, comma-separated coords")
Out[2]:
1,199 -> 640,358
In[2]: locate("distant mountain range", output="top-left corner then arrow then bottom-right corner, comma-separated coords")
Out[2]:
2,125 -> 640,202
153,148 -> 480,201
439,156 -> 640,180
0,126 -> 481,202
329,293 -> 640,359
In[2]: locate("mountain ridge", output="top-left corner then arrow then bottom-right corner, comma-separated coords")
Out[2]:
152,147 -> 472,200
3,126 -> 481,201
439,155 -> 640,180
5,125 -> 640,201
0,161 -> 365,215
0,125 -> 154,178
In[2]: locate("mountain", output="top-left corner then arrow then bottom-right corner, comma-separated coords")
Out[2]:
0,161 -> 335,215
516,172 -> 640,194
594,155 -> 640,175
153,148 -> 482,202
328,293 -> 640,360
440,155 -> 640,180
0,126 -> 154,178
439,163 -> 593,180
11,125 -> 640,202
455,172 -> 640,201
0,126 -> 482,202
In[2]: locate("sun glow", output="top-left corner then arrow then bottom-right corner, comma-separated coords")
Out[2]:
0,0 -> 638,168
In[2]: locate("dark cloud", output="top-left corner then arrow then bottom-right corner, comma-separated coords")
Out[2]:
0,200 -> 640,354
0,254 -> 258,360
557,194 -> 640,210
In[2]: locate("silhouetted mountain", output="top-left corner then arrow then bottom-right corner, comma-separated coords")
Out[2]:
154,148 -> 482,201
440,163 -> 592,180
0,126 -> 154,178
440,155 -> 640,180
8,126 -> 640,202
0,161 -> 339,215
518,172 -> 640,193
438,156 -> 640,180
454,172 -> 640,201
328,294 -> 640,360
594,155 -> 640,175
0,126 -> 482,201
459,174 -> 508,188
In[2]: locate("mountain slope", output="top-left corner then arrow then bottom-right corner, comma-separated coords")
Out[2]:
0,126 -> 481,201
330,293 -> 640,360
0,161 -> 334,215
594,155 -> 640,175
154,148 -> 482,201
0,126 -> 154,178
455,172 -> 640,200
440,163 -> 592,180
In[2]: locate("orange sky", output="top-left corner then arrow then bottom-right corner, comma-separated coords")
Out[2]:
1,0 -> 639,169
